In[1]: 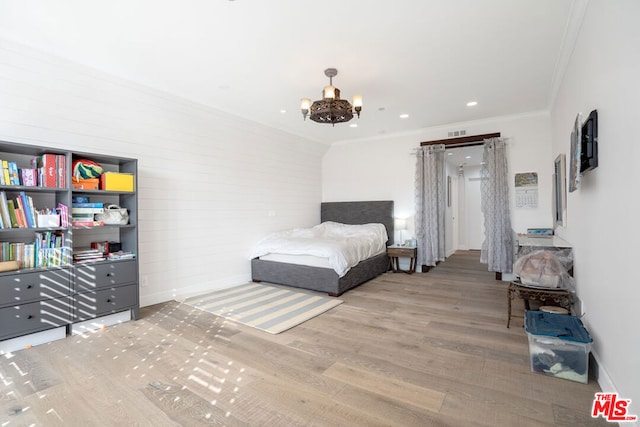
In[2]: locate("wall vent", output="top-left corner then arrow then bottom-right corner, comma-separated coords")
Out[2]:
447,130 -> 467,137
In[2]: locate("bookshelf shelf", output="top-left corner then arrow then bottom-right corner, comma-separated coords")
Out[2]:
0,185 -> 68,192
0,226 -> 67,233
0,140 -> 139,350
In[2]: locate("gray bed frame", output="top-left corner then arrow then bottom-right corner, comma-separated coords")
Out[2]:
251,200 -> 394,296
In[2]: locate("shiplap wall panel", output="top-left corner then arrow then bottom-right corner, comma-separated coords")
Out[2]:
0,39 -> 327,305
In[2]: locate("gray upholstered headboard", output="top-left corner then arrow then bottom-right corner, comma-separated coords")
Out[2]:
320,200 -> 395,245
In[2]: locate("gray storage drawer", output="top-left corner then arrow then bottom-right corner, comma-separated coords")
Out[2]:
0,269 -> 72,308
0,297 -> 73,340
73,284 -> 138,321
74,261 -> 137,292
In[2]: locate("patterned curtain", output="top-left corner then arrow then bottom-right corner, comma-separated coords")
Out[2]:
480,137 -> 514,273
415,144 -> 446,267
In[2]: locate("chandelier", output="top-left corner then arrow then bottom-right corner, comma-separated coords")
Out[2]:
300,68 -> 362,125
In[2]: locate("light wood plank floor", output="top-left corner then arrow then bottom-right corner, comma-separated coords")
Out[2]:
0,251 -> 608,426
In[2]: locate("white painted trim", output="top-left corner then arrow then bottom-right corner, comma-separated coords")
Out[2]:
590,350 -> 639,427
0,327 -> 66,355
330,111 -> 551,146
71,311 -> 132,335
547,0 -> 590,110
593,349 -> 617,393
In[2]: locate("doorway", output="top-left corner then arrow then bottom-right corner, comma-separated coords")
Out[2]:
445,146 -> 485,253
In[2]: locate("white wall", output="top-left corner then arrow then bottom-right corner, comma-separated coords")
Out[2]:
323,112 -> 554,244
0,39 -> 327,306
550,0 -> 639,419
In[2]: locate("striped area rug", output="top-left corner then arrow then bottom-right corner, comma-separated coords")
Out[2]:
179,283 -> 343,334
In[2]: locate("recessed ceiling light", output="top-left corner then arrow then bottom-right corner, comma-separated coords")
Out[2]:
280,109 -> 287,114
465,155 -> 472,159
399,114 -> 409,119
350,123 -> 358,128
466,101 -> 478,107
447,152 -> 453,156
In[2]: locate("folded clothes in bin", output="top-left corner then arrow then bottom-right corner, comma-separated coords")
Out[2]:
525,310 -> 592,383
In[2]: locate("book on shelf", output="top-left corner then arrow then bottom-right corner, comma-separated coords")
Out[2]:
71,202 -> 104,208
8,162 -> 20,186
13,198 -> 27,228
0,158 -> 59,188
16,192 -> 35,228
20,168 -> 37,186
56,154 -> 66,188
0,231 -> 70,268
72,247 -> 105,263
7,200 -> 19,228
71,220 -> 104,227
57,203 -> 69,227
71,207 -> 104,214
107,251 -> 136,260
0,191 -> 11,229
33,153 -> 58,188
72,212 -> 95,224
0,191 -> 67,229
2,160 -> 10,186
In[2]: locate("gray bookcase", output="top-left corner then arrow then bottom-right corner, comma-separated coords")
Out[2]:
0,140 -> 138,347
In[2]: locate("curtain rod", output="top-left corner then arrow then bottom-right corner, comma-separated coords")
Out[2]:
411,134 -> 509,154
419,132 -> 501,147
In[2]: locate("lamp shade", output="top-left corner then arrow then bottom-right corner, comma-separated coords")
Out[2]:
394,218 -> 407,230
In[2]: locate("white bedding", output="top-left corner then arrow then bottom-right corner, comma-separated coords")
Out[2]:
251,221 -> 388,277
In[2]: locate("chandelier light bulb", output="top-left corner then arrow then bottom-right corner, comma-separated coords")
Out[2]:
323,85 -> 336,100
352,95 -> 363,118
300,98 -> 311,120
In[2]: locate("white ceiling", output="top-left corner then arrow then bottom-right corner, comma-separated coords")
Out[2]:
0,0 -> 581,145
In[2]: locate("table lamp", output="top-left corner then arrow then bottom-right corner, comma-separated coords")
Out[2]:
394,218 -> 407,245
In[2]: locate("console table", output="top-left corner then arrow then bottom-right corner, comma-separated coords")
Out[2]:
507,281 -> 573,328
507,235 -> 574,327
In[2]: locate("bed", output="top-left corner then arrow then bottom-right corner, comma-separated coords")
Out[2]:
251,200 -> 394,296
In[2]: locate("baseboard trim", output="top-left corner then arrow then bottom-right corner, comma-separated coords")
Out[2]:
590,350 -> 638,427
141,274 -> 251,307
0,327 -> 66,355
71,310 -> 132,335
592,349 -> 616,393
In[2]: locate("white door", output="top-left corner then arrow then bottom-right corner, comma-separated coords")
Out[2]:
445,173 -> 458,256
466,172 -> 485,250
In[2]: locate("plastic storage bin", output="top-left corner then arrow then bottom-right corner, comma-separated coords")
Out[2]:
525,310 -> 592,383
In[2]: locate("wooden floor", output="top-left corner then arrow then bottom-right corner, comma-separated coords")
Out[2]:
0,251 -> 608,426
